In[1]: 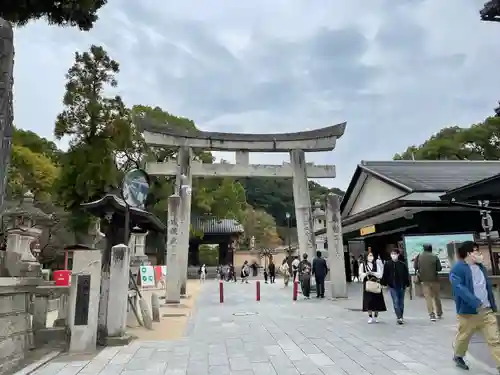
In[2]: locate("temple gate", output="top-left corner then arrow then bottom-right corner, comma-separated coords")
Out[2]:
136,118 -> 346,299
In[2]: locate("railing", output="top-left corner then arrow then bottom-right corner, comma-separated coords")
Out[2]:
0,278 -> 69,375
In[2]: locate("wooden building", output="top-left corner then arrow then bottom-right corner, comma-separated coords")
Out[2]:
340,160 -> 500,260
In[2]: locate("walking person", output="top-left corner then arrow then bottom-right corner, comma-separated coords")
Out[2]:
352,255 -> 359,282
199,264 -> 207,283
269,260 -> 276,284
450,241 -> 500,371
292,256 -> 300,282
312,251 -> 328,298
381,249 -> 410,324
264,267 -> 269,283
229,264 -> 237,282
415,244 -> 443,321
240,261 -> 250,283
299,253 -> 312,299
280,260 -> 291,287
360,251 -> 386,323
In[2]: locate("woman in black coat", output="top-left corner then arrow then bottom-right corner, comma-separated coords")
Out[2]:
359,252 -> 387,323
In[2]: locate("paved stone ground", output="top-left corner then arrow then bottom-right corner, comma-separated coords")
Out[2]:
26,281 -> 500,375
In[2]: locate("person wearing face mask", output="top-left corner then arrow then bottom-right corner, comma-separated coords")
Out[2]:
381,249 -> 410,324
450,241 -> 500,371
359,250 -> 386,323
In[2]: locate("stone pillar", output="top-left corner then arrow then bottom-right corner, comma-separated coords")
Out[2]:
177,147 -> 192,296
290,149 -> 316,261
0,19 -> 14,211
32,294 -> 48,331
106,244 -> 130,337
326,194 -> 347,298
67,249 -> 101,353
165,194 -> 181,304
54,293 -> 68,327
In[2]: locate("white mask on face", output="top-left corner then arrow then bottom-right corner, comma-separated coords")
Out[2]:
367,255 -> 374,262
472,252 -> 484,264
391,254 -> 398,261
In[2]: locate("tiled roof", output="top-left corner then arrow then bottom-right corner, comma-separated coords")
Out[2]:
191,217 -> 244,235
360,160 -> 500,192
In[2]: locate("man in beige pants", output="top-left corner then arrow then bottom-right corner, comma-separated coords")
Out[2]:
414,244 -> 443,321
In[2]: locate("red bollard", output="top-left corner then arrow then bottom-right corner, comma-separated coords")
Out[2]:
293,280 -> 299,301
256,280 -> 261,301
219,280 -> 224,303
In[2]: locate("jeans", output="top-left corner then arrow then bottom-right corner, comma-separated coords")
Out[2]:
315,276 -> 325,297
389,287 -> 405,319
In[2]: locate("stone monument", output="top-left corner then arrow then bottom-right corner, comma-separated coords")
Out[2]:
67,248 -> 101,353
0,19 -> 14,211
2,191 -> 52,277
326,194 -> 347,298
165,194 -> 181,304
135,117 -> 346,296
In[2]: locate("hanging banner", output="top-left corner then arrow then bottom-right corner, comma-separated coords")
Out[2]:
140,266 -> 155,287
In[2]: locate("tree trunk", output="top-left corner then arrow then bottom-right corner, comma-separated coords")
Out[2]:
0,19 -> 14,211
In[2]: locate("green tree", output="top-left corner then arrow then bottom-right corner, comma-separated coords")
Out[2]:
8,144 -> 58,201
12,127 -> 61,163
240,205 -> 282,249
394,117 -> 500,161
54,45 -> 128,232
1,1 -> 107,30
209,178 -> 247,221
240,177 -> 344,228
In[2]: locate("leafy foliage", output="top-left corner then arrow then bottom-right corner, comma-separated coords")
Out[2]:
13,128 -> 61,163
54,45 -> 127,232
5,42 -> 344,262
394,116 -> 500,161
240,205 -> 282,249
240,178 -> 344,227
1,0 -> 107,30
8,144 -> 58,201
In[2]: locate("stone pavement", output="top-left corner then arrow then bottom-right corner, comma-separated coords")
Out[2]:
24,281 -> 499,375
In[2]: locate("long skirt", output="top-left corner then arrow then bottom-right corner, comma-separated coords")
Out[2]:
362,280 -> 387,312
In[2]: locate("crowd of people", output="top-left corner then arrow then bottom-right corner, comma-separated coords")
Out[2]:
354,241 -> 500,372
198,241 -> 500,372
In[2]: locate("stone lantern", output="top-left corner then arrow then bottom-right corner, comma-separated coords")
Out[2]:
2,191 -> 52,277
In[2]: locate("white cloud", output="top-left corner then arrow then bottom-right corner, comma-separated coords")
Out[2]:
11,0 -> 500,189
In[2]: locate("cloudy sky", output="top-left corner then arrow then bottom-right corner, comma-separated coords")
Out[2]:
12,0 -> 500,190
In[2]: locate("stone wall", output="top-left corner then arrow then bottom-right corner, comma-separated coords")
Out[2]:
0,286 -> 32,375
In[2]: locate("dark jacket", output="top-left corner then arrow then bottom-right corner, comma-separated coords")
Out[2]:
312,257 -> 328,279
450,260 -> 497,314
299,260 -> 312,280
381,260 -> 410,289
415,251 -> 442,282
268,263 -> 276,275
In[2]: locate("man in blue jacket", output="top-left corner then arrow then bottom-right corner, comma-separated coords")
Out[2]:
450,241 -> 500,371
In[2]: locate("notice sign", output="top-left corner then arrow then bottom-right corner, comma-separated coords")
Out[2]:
360,225 -> 376,236
140,266 -> 155,287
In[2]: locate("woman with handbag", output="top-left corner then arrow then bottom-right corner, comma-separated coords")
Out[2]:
359,251 -> 387,324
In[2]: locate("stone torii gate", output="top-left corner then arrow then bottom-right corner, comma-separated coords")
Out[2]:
136,118 -> 346,300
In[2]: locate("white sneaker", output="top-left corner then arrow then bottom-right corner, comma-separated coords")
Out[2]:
373,317 -> 378,323
368,317 -> 374,324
